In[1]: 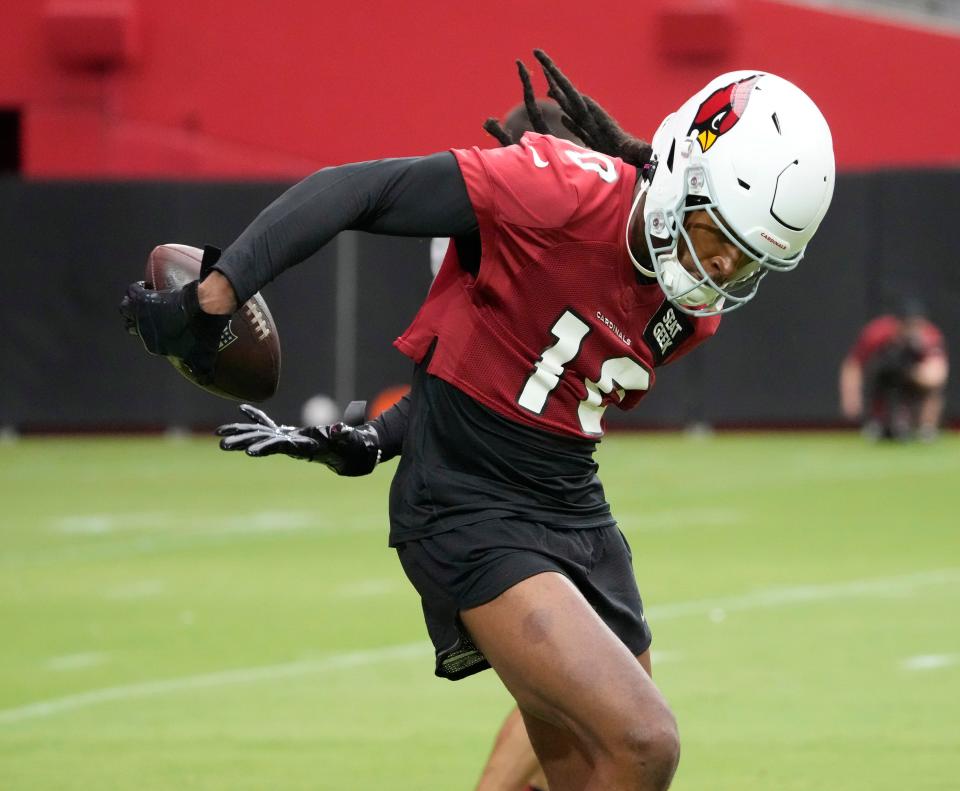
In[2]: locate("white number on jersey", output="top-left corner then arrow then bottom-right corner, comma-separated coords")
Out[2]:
518,309 -> 650,433
564,150 -> 618,184
518,311 -> 591,414
578,357 -> 651,435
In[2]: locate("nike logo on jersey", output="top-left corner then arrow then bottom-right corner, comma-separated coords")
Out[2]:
530,147 -> 550,168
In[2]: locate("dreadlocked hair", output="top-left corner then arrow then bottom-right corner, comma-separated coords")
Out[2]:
483,49 -> 653,171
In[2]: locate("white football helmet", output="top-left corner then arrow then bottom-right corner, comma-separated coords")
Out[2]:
627,71 -> 835,316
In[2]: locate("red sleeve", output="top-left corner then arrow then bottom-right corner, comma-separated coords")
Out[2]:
452,133 -> 627,231
848,316 -> 900,364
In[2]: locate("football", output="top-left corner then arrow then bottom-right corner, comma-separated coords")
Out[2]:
145,244 -> 281,402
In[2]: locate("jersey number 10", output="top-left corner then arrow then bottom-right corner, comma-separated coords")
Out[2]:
518,310 -> 650,435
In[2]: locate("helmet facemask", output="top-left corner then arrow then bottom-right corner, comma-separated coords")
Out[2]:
632,163 -> 797,317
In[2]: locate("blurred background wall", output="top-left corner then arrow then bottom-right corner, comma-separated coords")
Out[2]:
1,0 -> 957,430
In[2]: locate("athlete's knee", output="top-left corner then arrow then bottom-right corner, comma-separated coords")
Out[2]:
643,713 -> 681,786
605,706 -> 680,790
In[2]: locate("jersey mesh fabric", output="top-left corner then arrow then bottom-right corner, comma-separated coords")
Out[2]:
395,133 -> 719,440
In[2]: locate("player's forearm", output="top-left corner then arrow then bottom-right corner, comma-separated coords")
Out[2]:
839,358 -> 863,418
198,271 -> 239,313
212,153 -> 478,304
911,354 -> 948,389
369,394 -> 410,462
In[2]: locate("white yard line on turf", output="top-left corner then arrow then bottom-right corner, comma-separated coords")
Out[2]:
627,507 -> 742,532
646,567 -> 960,620
52,510 -> 321,536
42,653 -> 110,672
902,654 -> 958,671
1,567 -> 957,727
4,511 -> 379,568
0,642 -> 432,726
333,578 -> 402,598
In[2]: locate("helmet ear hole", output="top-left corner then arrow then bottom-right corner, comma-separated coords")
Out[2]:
684,194 -> 711,209
666,139 -> 676,172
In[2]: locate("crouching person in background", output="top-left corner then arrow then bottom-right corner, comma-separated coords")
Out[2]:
840,301 -> 948,441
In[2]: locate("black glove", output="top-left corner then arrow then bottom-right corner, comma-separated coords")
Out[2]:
119,246 -> 229,384
215,403 -> 382,477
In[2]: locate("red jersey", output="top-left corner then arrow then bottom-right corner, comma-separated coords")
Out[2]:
395,133 -> 720,439
848,315 -> 945,365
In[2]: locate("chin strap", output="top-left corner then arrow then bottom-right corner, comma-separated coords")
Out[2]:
625,186 -> 657,279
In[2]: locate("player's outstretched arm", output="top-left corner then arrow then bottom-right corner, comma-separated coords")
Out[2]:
120,153 -> 478,366
216,403 -> 381,476
839,356 -> 863,420
210,153 -> 478,306
216,396 -> 409,476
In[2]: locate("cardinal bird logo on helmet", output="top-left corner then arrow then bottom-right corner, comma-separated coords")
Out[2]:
688,75 -> 760,153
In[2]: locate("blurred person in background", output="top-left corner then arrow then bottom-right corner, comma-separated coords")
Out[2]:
122,51 -> 835,791
840,300 -> 948,441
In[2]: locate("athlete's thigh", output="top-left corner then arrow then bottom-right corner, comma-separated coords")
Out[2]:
460,571 -> 673,755
638,649 -> 652,676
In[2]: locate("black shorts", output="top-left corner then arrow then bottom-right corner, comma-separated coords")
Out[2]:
395,518 -> 653,680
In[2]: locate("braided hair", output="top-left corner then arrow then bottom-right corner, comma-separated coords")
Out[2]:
484,49 -> 653,172
502,99 -> 583,145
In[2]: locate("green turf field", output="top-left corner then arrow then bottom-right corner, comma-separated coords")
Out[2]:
1,432 -> 958,790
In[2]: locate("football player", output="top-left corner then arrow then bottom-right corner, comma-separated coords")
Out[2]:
840,299 -> 948,441
122,50 -> 835,791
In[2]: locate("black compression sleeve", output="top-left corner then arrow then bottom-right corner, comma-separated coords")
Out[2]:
213,153 -> 477,303
369,394 -> 410,462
